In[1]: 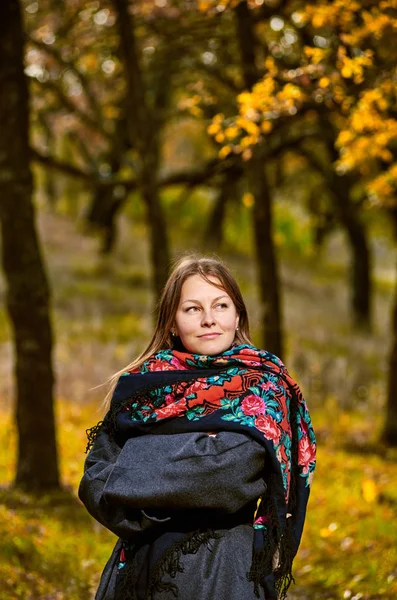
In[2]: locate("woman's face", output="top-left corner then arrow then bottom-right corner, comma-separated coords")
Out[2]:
173,274 -> 239,355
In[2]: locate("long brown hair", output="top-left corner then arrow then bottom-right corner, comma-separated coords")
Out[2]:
104,254 -> 251,408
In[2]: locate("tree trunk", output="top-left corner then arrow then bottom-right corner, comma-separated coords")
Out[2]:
317,123 -> 372,330
142,163 -> 171,298
113,0 -> 170,297
204,172 -> 240,250
235,0 -> 284,357
328,170 -> 372,330
249,154 -> 283,357
382,256 -> 397,446
341,207 -> 371,330
0,0 -> 59,490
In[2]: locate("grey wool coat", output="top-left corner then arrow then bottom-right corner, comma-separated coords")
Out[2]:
79,429 -> 272,600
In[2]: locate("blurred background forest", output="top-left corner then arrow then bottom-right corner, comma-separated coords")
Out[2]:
0,0 -> 397,598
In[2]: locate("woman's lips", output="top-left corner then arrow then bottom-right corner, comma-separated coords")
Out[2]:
198,333 -> 221,339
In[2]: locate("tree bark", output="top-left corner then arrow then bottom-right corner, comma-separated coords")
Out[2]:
235,0 -> 284,357
0,0 -> 59,489
249,154 -> 283,357
204,170 -> 241,250
382,257 -> 397,446
113,0 -> 170,298
302,139 -> 372,330
382,211 -> 397,446
326,145 -> 372,330
333,187 -> 371,330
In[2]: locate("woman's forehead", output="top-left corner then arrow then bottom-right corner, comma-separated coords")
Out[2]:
179,274 -> 228,300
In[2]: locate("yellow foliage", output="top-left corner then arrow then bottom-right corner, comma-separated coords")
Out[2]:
319,77 -> 330,88
362,479 -> 379,503
264,57 -> 278,77
304,47 -> 327,65
306,1 -> 361,30
242,192 -> 254,208
213,113 -> 224,123
240,135 -> 259,149
206,0 -> 396,195
207,122 -> 221,136
218,145 -> 231,159
337,47 -> 373,84
224,126 -> 239,140
337,130 -> 354,146
243,120 -> 260,136
237,91 -> 254,105
261,121 -> 272,133
336,80 -> 397,190
368,164 -> 397,202
78,53 -> 99,72
189,106 -> 203,118
198,0 -> 212,11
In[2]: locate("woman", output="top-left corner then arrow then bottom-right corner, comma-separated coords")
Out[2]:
79,256 -> 316,600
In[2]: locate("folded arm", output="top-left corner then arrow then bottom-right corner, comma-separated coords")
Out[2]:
101,430 -> 267,513
79,428 -> 266,538
78,430 -> 171,539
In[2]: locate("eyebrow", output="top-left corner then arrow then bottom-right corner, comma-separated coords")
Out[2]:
181,295 -> 230,305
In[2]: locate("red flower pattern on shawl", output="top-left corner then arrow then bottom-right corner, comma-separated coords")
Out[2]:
255,414 -> 281,444
155,398 -> 187,419
241,394 -> 267,416
298,434 -> 316,474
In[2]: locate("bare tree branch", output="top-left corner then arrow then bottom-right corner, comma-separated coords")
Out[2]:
28,37 -> 105,127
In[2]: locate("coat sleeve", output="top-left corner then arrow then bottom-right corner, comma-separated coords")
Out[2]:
78,429 -> 171,539
102,431 -> 267,514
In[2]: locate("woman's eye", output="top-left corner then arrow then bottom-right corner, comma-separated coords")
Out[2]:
215,303 -> 228,309
185,306 -> 199,313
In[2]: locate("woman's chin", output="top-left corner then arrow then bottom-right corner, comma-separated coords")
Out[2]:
185,338 -> 234,356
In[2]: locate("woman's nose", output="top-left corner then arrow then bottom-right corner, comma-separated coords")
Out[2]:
201,309 -> 216,327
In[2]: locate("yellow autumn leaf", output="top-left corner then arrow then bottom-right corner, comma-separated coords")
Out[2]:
213,113 -> 224,123
218,145 -> 232,159
337,130 -> 354,146
189,106 -> 203,118
242,121 -> 259,136
207,122 -> 221,136
224,126 -> 239,140
198,0 -> 211,12
261,121 -> 273,133
237,92 -> 253,105
242,192 -> 254,208
319,77 -> 330,88
362,479 -> 378,503
341,65 -> 353,78
320,527 -> 332,538
79,53 -> 99,71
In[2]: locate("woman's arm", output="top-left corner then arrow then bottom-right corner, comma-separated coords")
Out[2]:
78,429 -> 171,539
102,431 -> 267,513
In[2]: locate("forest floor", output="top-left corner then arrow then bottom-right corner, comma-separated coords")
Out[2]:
0,207 -> 397,599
